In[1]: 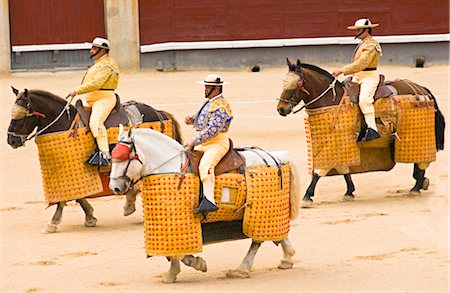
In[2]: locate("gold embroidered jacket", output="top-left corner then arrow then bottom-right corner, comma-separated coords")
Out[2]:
76,55 -> 120,95
342,36 -> 382,75
192,95 -> 233,145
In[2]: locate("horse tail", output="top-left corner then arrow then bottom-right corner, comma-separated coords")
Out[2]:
288,162 -> 301,220
423,87 -> 445,151
160,110 -> 183,144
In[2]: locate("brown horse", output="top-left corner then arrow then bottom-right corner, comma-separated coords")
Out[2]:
277,59 -> 445,205
7,87 -> 183,232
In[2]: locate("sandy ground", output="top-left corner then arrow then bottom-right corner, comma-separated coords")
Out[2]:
0,64 -> 448,292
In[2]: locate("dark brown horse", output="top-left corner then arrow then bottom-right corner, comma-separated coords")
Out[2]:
7,87 -> 183,232
277,59 -> 445,206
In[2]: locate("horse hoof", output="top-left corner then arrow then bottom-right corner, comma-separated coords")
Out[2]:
344,194 -> 354,201
162,273 -> 177,284
301,199 -> 313,208
41,222 -> 57,234
409,189 -> 421,197
422,178 -> 429,190
123,205 -> 136,216
278,260 -> 294,270
225,269 -> 250,279
193,257 -> 207,272
84,217 -> 97,227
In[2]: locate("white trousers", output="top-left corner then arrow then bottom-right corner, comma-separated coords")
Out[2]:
352,71 -> 379,115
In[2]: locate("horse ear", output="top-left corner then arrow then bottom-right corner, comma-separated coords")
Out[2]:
11,86 -> 19,96
296,59 -> 301,67
119,124 -> 124,134
286,58 -> 292,67
128,127 -> 132,138
24,89 -> 28,97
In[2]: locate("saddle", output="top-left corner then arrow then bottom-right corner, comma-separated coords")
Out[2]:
186,139 -> 246,176
75,94 -> 129,129
343,75 -> 393,103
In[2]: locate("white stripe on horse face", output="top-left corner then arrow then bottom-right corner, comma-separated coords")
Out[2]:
282,72 -> 300,91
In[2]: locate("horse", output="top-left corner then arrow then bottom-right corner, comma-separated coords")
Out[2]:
7,87 -> 183,233
109,125 -> 300,283
277,59 -> 445,206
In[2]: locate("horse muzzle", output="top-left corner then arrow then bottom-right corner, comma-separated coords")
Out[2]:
7,133 -> 25,149
277,105 -> 292,117
109,177 -> 131,195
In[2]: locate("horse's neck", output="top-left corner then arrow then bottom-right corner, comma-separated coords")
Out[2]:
134,130 -> 185,174
303,69 -> 344,109
32,94 -> 76,132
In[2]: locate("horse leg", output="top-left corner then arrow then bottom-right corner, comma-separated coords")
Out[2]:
343,173 -> 355,200
181,255 -> 207,272
277,238 -> 296,269
123,188 -> 139,216
410,163 -> 428,196
41,201 -> 65,234
76,198 -> 97,227
162,257 -> 181,283
302,173 -> 320,207
226,241 -> 262,278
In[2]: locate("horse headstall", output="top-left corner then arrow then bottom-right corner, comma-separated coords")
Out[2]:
111,139 -> 142,163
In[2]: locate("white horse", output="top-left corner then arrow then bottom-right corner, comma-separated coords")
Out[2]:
109,125 -> 300,283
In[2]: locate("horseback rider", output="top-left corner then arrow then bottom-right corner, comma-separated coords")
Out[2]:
332,18 -> 382,142
68,37 -> 120,165
184,74 -> 233,214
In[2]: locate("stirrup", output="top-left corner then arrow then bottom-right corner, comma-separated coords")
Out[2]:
194,197 -> 218,214
86,150 -> 111,166
357,128 -> 380,142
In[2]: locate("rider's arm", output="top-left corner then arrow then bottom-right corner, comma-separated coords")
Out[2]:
192,107 -> 229,145
342,46 -> 377,76
75,65 -> 115,95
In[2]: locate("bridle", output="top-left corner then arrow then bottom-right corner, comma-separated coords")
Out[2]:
110,138 -> 144,191
110,136 -> 185,193
8,94 -> 73,144
278,72 -> 338,114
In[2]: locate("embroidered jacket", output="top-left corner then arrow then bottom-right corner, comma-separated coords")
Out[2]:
342,36 -> 382,75
76,55 -> 120,95
192,95 -> 233,145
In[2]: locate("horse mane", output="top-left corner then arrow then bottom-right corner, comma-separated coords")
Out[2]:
300,63 -> 343,86
28,90 -> 67,105
159,110 -> 183,144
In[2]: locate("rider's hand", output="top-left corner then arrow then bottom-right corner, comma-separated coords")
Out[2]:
184,116 -> 194,125
183,139 -> 195,150
68,90 -> 77,98
332,69 -> 343,77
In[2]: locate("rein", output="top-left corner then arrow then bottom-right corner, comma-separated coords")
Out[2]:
292,78 -> 338,114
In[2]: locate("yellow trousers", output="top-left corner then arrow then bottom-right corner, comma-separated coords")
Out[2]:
83,90 -> 116,154
194,133 -> 230,180
352,70 -> 379,115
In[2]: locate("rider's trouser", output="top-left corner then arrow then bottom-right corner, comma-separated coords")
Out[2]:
194,133 -> 230,205
352,70 -> 380,131
84,90 -> 116,155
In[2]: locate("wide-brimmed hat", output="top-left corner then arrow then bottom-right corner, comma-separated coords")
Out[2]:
347,18 -> 379,30
197,74 -> 230,86
90,37 -> 110,49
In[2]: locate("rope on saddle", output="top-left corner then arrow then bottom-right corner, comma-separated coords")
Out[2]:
235,146 -> 284,190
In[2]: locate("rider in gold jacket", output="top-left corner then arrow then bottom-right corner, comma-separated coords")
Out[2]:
333,18 -> 382,142
184,74 -> 233,214
68,37 -> 119,165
